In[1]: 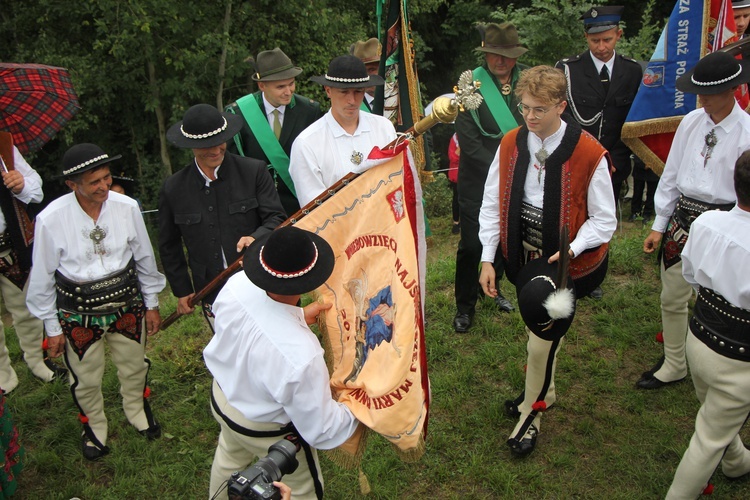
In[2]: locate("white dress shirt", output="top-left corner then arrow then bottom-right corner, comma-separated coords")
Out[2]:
652,103 -> 750,232
204,272 -> 358,449
589,51 -> 615,80
27,191 -> 166,336
0,146 -> 43,232
262,93 -> 286,129
682,206 -> 750,309
479,120 -> 617,261
289,110 -> 397,206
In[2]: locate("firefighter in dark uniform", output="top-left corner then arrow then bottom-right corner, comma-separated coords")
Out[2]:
555,5 -> 642,202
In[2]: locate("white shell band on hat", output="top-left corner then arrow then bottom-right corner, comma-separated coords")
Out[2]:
691,65 -> 742,86
180,117 -> 228,139
259,244 -> 319,278
62,154 -> 109,175
324,74 -> 370,83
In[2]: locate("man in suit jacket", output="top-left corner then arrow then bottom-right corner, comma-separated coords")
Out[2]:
159,104 -> 286,329
226,48 -> 322,216
452,22 -> 527,333
555,6 -> 642,202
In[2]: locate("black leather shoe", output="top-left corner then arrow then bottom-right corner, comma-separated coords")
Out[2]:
139,423 -> 162,440
44,358 -> 68,381
453,313 -> 472,333
81,435 -> 109,461
636,372 -> 685,390
588,286 -> 603,300
507,425 -> 538,458
494,292 -> 515,312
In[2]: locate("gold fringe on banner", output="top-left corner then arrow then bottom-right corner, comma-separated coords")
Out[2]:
621,116 -> 685,176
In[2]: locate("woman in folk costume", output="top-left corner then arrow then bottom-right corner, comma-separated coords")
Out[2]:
478,65 -> 616,456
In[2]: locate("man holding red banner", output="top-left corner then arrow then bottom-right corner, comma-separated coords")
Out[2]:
637,52 -> 750,390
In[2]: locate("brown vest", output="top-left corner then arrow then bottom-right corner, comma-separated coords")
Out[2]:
498,120 -> 610,284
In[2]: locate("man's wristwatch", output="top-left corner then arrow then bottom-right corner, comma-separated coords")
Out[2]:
146,306 -> 160,311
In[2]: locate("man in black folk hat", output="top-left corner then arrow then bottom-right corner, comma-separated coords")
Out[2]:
556,6 -> 642,208
0,138 -> 66,393
478,65 -> 616,457
636,51 -> 750,391
452,22 -> 528,333
204,226 -> 359,499
289,55 -> 397,208
26,143 -> 166,460
159,104 -> 286,331
226,48 -> 322,216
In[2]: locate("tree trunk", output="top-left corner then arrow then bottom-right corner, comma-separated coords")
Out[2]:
148,59 -> 172,177
216,0 -> 233,110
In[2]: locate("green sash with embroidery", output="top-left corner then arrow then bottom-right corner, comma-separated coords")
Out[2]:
473,66 -> 519,134
230,94 -> 296,196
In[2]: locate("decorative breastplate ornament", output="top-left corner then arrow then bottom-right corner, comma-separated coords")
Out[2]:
350,151 -> 364,166
534,147 -> 549,183
702,129 -> 717,168
88,225 -> 108,256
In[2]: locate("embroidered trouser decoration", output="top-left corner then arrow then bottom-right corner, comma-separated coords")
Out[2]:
0,249 -> 29,290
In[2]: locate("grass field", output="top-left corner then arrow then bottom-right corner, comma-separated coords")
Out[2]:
4,195 -> 750,499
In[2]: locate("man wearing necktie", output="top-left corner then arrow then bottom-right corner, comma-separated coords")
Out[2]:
226,48 -> 322,217
555,5 -> 642,203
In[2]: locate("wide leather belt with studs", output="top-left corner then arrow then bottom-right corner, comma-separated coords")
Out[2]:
521,202 -> 544,249
674,195 -> 734,232
0,232 -> 12,253
690,287 -> 750,362
55,259 -> 141,315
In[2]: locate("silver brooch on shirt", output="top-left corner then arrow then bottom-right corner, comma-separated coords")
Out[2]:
534,147 -> 549,183
350,151 -> 364,166
702,129 -> 718,168
88,225 -> 108,256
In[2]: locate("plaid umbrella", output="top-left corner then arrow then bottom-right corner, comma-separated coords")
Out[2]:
0,63 -> 80,155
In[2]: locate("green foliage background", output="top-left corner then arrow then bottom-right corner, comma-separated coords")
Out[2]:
1,0 -> 668,208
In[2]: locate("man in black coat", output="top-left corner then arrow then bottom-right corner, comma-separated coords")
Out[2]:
555,5 -> 642,202
159,104 -> 286,329
225,48 -> 322,216
452,22 -> 527,333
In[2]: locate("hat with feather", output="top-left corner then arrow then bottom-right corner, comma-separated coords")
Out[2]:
515,227 -> 576,341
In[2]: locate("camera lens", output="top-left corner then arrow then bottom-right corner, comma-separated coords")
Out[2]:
255,439 -> 299,481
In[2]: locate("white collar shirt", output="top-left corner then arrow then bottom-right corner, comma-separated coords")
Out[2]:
289,110 -> 397,206
682,206 -> 750,309
204,272 -> 358,449
0,146 -> 43,233
262,93 -> 286,129
652,103 -> 750,232
27,191 -> 166,336
479,121 -> 617,260
590,51 -> 615,79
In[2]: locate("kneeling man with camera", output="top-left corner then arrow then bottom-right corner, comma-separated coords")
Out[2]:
204,226 -> 359,499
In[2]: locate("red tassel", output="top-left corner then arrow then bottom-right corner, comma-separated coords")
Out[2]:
702,483 -> 713,495
143,386 -> 151,398
42,338 -> 49,350
78,413 -> 89,424
656,331 -> 664,343
532,401 -> 547,412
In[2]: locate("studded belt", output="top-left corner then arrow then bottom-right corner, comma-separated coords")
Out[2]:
521,202 -> 544,249
0,232 -> 12,253
690,287 -> 750,362
55,259 -> 141,315
674,195 -> 734,232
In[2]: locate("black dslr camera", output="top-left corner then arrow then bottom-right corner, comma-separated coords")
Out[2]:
227,438 -> 299,500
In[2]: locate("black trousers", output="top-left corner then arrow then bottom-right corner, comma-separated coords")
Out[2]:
455,199 -> 504,315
